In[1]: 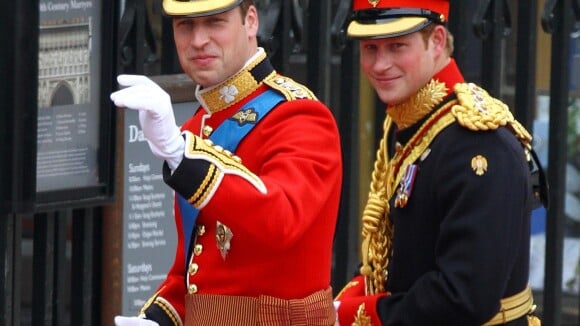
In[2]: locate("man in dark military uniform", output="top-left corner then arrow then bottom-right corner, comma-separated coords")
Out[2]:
111,0 -> 342,325
334,0 -> 542,325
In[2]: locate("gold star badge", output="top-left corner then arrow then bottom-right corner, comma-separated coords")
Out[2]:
368,0 -> 379,7
471,155 -> 488,176
216,221 -> 233,260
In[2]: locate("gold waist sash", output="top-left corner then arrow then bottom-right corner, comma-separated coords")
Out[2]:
184,287 -> 335,326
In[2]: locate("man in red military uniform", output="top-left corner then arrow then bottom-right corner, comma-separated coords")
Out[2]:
334,0 -> 544,325
110,0 -> 342,325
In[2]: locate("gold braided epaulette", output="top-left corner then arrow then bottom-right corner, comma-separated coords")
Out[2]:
264,75 -> 317,101
452,83 -> 532,149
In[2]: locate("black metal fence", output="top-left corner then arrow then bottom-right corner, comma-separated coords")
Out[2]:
1,0 -> 578,325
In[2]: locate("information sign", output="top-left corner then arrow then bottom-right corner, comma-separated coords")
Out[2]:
36,0 -> 116,207
121,101 -> 197,315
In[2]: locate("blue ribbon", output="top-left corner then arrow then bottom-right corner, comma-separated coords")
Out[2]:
177,90 -> 284,264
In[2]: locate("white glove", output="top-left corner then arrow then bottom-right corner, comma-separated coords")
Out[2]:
333,301 -> 341,326
110,74 -> 184,170
114,316 -> 159,326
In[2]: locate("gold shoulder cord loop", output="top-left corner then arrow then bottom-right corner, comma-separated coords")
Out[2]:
360,116 -> 394,295
452,83 -> 532,150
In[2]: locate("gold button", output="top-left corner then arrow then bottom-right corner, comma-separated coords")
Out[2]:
202,125 -> 213,137
188,263 -> 199,275
194,244 -> 203,256
197,225 -> 206,236
188,284 -> 198,294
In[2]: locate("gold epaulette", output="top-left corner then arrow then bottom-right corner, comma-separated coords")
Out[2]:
452,83 -> 532,149
264,75 -> 317,101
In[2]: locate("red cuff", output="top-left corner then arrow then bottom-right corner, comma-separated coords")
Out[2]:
337,293 -> 387,326
335,275 -> 365,300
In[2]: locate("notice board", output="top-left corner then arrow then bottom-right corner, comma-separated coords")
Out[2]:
36,0 -> 116,208
121,100 -> 198,315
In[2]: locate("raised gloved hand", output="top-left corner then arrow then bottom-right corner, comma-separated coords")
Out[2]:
114,316 -> 159,326
110,74 -> 184,170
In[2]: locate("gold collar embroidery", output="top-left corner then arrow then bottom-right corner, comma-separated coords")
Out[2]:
387,79 -> 448,129
196,50 -> 275,114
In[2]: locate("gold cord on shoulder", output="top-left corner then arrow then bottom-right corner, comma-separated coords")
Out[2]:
452,83 -> 532,149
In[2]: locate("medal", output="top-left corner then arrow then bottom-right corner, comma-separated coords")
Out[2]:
395,164 -> 418,208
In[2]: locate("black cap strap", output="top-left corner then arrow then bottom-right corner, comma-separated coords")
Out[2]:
352,8 -> 445,25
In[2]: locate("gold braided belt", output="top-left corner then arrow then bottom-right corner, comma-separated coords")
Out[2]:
483,285 -> 540,326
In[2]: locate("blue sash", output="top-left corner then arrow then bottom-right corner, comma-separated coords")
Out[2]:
177,90 -> 284,263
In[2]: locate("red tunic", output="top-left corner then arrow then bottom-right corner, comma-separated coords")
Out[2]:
142,54 -> 343,325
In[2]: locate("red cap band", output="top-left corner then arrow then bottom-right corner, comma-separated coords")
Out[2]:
352,0 -> 449,19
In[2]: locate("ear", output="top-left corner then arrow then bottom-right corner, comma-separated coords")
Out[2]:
244,5 -> 259,38
430,25 -> 447,56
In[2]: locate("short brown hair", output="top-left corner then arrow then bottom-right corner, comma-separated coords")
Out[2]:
419,23 -> 454,56
240,0 -> 255,18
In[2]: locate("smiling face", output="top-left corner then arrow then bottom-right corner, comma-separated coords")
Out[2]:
172,5 -> 259,88
359,24 -> 448,106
